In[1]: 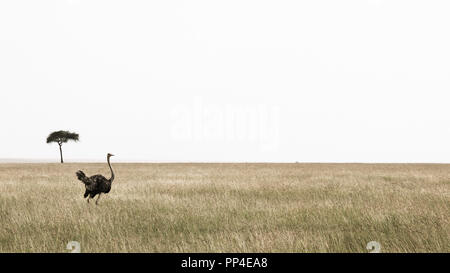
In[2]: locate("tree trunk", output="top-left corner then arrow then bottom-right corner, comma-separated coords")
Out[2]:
59,144 -> 64,163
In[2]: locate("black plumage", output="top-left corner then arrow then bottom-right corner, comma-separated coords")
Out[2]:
76,153 -> 115,205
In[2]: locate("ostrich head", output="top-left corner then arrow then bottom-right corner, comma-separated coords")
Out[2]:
107,153 -> 114,157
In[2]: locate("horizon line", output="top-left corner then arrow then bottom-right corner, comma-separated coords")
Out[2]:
0,158 -> 449,164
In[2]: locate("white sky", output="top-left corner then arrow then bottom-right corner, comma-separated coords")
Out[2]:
0,0 -> 449,163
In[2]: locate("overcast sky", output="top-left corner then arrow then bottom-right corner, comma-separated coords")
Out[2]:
1,0 -> 449,163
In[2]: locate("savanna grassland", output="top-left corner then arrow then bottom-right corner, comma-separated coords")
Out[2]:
0,163 -> 448,253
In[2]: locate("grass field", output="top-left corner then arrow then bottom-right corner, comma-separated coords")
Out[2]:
0,163 -> 448,253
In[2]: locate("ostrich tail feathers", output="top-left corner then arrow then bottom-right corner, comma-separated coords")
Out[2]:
76,170 -> 85,179
76,170 -> 91,185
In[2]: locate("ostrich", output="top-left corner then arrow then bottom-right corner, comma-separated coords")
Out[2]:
76,153 -> 115,205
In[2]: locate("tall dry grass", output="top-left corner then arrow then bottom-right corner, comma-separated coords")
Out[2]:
0,163 -> 448,252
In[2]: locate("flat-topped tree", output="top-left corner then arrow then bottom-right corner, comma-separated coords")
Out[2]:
46,130 -> 79,163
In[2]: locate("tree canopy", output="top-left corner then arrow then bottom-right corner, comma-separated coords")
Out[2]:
46,130 -> 79,145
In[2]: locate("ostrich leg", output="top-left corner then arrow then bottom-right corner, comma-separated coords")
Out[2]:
95,194 -> 102,205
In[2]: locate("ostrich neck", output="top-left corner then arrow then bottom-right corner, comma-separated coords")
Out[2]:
107,156 -> 115,182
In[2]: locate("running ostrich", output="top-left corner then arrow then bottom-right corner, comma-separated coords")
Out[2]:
76,153 -> 115,205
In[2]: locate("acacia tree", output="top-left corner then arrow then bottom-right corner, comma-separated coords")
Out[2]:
46,130 -> 79,163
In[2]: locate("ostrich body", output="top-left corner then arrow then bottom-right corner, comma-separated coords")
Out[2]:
76,153 -> 115,205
